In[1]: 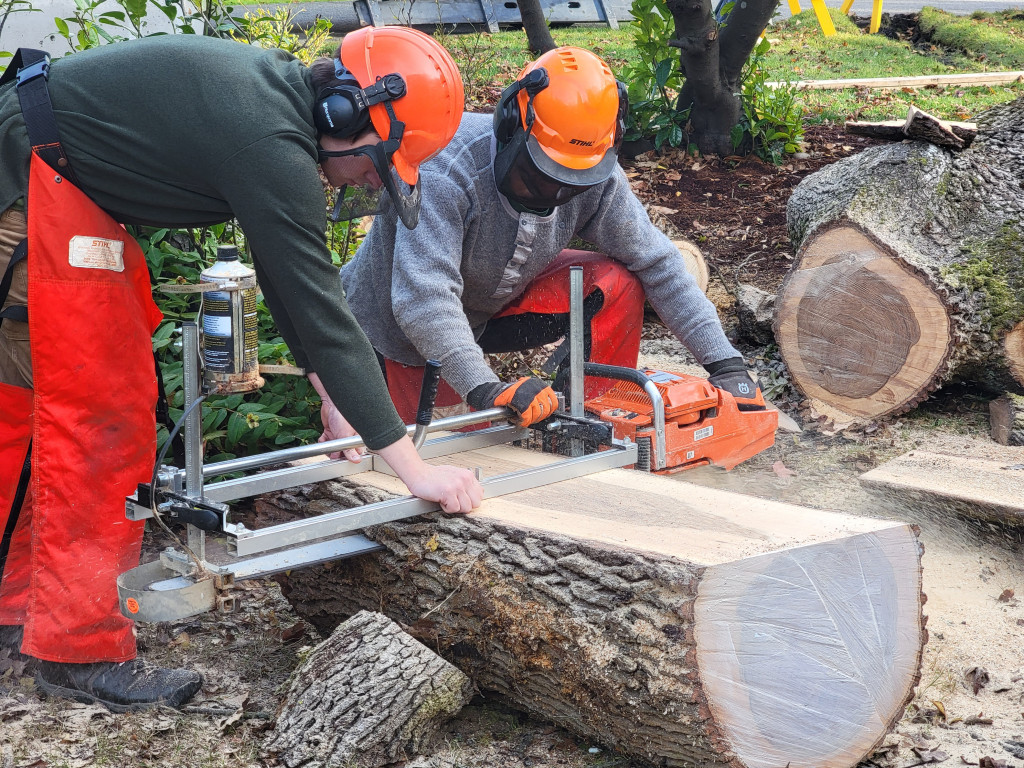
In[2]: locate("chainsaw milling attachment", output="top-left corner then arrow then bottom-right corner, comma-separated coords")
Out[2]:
119,268 -> 777,622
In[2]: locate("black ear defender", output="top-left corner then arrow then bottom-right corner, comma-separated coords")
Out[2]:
613,79 -> 629,149
314,59 -> 408,139
492,67 -> 550,149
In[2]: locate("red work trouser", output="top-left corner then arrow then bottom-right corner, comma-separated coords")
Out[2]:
384,250 -> 645,424
0,153 -> 161,663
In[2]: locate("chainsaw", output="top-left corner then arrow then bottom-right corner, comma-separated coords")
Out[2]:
584,365 -> 778,473
118,267 -> 776,623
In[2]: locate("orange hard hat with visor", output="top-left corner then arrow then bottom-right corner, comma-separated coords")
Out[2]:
493,47 -> 627,211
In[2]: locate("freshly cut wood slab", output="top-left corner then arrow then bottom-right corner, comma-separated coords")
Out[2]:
276,444 -> 926,768
860,450 -> 1024,524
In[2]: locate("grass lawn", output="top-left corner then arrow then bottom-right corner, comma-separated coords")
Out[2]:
428,7 -> 1024,121
262,3 -> 1023,123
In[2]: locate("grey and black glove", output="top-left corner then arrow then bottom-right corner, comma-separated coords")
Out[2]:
705,357 -> 766,411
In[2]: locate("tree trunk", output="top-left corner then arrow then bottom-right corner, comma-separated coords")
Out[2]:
265,610 -> 473,768
666,0 -> 778,155
517,0 -> 557,54
777,95 -> 1024,425
990,392 -> 1024,446
273,444 -> 926,768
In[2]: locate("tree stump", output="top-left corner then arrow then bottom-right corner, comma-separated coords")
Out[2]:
274,444 -> 926,768
779,95 -> 1024,425
990,392 -> 1024,446
265,610 -> 473,768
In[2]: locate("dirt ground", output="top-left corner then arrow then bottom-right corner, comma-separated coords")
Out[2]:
3,124 -> 1024,768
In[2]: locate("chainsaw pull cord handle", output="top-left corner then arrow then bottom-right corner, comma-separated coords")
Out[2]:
412,359 -> 442,450
554,363 -> 667,471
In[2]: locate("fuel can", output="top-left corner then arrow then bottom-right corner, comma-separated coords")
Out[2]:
200,245 -> 263,393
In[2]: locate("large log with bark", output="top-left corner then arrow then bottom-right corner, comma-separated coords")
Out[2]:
778,95 -> 1024,425
273,444 -> 927,768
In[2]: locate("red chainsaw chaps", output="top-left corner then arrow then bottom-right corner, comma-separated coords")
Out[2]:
0,384 -> 33,619
384,250 -> 645,423
0,155 -> 162,663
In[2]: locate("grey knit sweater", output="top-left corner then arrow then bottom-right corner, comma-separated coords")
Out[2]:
341,112 -> 739,398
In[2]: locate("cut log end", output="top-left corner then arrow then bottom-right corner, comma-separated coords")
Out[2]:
673,238 -> 710,294
695,525 -> 924,768
775,220 -> 951,422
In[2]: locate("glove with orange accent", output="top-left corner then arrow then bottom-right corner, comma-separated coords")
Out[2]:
466,377 -> 560,427
705,357 -> 766,412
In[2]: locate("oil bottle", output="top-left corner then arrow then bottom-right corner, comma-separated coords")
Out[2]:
200,245 -> 263,393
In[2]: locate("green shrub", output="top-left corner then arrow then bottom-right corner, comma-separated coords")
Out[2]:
734,37 -> 804,163
621,0 -> 688,149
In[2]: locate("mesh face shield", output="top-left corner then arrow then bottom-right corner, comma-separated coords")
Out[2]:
329,183 -> 385,223
497,134 -> 619,211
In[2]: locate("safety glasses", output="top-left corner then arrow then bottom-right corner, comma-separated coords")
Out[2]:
317,99 -> 422,229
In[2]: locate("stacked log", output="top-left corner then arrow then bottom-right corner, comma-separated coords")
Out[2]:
778,95 -> 1024,425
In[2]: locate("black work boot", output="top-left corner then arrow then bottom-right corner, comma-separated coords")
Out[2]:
0,624 -> 39,676
35,658 -> 203,712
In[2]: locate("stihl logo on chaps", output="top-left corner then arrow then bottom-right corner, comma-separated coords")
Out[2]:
68,236 -> 125,272
569,138 -> 595,146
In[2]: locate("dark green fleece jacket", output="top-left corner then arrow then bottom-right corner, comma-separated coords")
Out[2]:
0,35 -> 406,450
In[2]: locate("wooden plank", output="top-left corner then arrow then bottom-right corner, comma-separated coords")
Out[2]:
860,450 -> 1024,525
769,70 -> 1024,90
362,443 -> 909,565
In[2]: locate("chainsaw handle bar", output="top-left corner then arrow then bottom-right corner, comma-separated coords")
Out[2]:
554,363 -> 667,471
412,360 -> 442,449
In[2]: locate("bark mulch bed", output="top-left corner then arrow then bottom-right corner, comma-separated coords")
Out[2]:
624,122 -> 884,297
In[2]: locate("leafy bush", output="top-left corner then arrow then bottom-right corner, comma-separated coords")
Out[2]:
733,37 -> 804,164
623,0 -> 804,162
620,0 -> 688,149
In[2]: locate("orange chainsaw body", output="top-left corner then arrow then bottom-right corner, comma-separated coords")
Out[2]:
585,369 -> 778,472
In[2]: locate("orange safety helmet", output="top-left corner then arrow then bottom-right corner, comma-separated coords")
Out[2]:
341,26 -> 464,188
318,26 -> 464,228
493,47 -> 627,211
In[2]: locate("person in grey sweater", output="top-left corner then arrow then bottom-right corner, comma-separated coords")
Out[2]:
334,47 -> 764,438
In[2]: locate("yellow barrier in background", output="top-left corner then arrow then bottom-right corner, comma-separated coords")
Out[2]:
787,0 -> 883,34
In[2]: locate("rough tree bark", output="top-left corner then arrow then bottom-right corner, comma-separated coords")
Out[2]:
266,611 -> 473,768
777,96 -> 1024,425
517,0 -> 557,54
666,0 -> 779,155
271,445 -> 926,768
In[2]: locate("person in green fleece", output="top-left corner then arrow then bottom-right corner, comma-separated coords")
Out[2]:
0,29 -> 481,712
